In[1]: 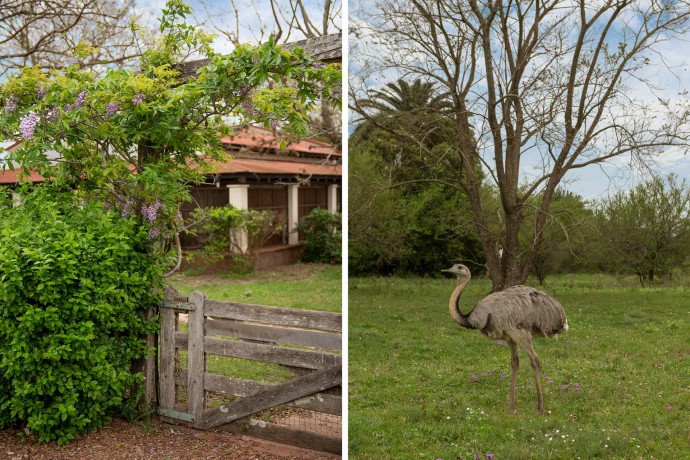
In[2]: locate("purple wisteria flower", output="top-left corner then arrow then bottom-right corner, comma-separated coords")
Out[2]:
269,118 -> 278,130
242,99 -> 256,117
312,61 -> 325,69
141,200 -> 163,224
37,84 -> 48,99
19,113 -> 39,140
121,199 -> 135,218
105,101 -> 119,117
132,93 -> 145,106
74,90 -> 88,109
147,227 -> 161,239
47,106 -> 58,122
64,103 -> 74,112
4,95 -> 17,114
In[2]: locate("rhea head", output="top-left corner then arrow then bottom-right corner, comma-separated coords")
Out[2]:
442,263 -> 471,280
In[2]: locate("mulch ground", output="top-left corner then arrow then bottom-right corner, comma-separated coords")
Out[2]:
0,418 -> 341,460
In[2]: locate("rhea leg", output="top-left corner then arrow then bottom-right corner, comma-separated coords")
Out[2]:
522,340 -> 544,415
508,340 -> 519,412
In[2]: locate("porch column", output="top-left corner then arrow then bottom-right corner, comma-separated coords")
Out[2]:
287,183 -> 300,245
227,184 -> 250,253
327,184 -> 339,213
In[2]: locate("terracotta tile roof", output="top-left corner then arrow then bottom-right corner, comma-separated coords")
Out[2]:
0,126 -> 339,184
211,157 -> 341,176
0,169 -> 46,184
220,125 -> 340,157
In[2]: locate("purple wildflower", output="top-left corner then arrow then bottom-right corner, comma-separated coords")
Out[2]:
132,92 -> 145,106
499,374 -> 505,381
121,199 -> 135,218
141,200 -> 163,224
471,374 -> 478,381
47,106 -> 58,122
105,101 -> 119,117
480,373 -> 486,378
312,62 -> 325,69
667,405 -> 673,410
74,90 -> 88,109
4,95 -> 17,114
547,380 -> 554,385
37,84 -> 48,99
561,385 -> 567,391
19,113 -> 39,140
242,99 -> 256,117
486,455 -> 495,460
269,118 -> 278,130
573,383 -> 580,390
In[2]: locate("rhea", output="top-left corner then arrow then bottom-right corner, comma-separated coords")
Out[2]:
442,263 -> 568,415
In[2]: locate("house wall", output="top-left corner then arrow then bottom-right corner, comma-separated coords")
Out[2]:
181,180 -> 341,250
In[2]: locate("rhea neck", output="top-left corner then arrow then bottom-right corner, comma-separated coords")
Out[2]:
449,274 -> 474,329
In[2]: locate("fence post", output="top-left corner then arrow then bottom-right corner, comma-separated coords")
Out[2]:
144,307 -> 158,405
159,289 -> 178,411
187,290 -> 207,427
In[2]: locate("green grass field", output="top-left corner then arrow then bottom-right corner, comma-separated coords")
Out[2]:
170,263 -> 342,312
349,274 -> 690,459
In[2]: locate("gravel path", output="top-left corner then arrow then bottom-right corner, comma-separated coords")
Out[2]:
0,418 -> 341,460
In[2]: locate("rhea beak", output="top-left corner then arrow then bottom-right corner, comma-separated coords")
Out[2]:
441,268 -> 453,273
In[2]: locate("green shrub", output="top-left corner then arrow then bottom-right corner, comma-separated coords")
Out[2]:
0,186 -> 162,444
295,209 -> 341,264
190,205 -> 283,269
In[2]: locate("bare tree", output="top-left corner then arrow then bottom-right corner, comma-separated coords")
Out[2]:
200,0 -> 341,46
351,0 -> 690,290
0,0 -> 148,76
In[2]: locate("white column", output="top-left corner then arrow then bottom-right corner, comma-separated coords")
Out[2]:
227,184 -> 249,210
287,183 -> 300,245
11,192 -> 22,207
227,184 -> 250,253
327,184 -> 339,213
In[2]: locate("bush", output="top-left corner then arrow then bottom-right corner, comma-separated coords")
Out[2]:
0,186 -> 162,444
296,209 -> 342,264
189,205 -> 283,270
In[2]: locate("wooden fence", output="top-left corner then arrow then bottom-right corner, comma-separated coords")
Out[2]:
150,289 -> 342,454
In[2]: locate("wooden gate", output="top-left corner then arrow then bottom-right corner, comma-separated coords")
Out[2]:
155,289 -> 342,454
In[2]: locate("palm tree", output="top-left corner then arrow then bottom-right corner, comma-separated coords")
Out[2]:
358,78 -> 452,114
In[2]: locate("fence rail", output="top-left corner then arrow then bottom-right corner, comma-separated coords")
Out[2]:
153,289 -> 342,454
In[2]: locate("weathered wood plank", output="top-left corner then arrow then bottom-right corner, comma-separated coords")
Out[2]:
175,371 -> 342,415
200,365 -> 341,430
186,291 -> 206,428
217,419 -> 341,455
205,300 -> 341,333
175,333 -> 340,369
144,308 -> 157,405
206,318 -> 341,350
159,306 -> 177,409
